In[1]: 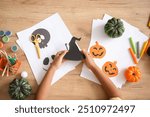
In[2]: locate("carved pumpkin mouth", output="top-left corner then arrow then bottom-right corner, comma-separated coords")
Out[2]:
43,68 -> 48,71
92,52 -> 104,57
104,66 -> 115,75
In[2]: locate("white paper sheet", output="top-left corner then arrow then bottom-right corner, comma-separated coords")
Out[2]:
17,13 -> 80,85
80,14 -> 148,88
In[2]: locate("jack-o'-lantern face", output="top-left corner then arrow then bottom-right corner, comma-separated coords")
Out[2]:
90,41 -> 106,59
102,61 -> 118,77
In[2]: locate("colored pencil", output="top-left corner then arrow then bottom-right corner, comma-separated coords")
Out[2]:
140,41 -> 148,58
148,15 -> 150,28
136,41 -> 140,59
129,37 -> 136,54
129,48 -> 138,64
145,38 -> 150,52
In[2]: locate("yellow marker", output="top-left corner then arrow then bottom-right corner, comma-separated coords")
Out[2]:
140,41 -> 148,58
148,16 -> 150,28
31,34 -> 41,59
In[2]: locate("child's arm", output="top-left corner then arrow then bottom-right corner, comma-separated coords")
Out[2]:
35,50 -> 68,100
82,50 -> 122,99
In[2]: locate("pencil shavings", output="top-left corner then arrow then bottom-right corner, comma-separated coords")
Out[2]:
0,50 -> 21,77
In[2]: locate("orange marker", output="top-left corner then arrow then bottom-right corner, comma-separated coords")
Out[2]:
129,48 -> 138,64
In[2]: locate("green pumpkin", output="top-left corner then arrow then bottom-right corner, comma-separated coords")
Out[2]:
104,17 -> 125,38
8,78 -> 32,100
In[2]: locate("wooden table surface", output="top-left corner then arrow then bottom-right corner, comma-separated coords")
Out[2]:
0,0 -> 150,100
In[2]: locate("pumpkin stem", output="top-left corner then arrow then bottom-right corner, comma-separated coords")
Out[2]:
114,61 -> 117,65
95,41 -> 99,45
132,73 -> 135,76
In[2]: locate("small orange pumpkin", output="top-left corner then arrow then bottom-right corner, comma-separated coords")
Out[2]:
125,66 -> 141,82
102,61 -> 118,77
90,41 -> 106,59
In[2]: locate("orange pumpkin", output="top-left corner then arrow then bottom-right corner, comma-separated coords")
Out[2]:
102,61 -> 118,77
125,66 -> 141,82
90,41 -> 106,59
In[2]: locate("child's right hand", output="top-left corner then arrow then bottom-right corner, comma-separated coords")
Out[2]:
51,50 -> 68,70
82,49 -> 97,70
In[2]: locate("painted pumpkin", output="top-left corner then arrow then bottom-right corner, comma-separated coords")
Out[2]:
8,78 -> 32,100
90,41 -> 106,59
125,66 -> 141,82
104,17 -> 125,38
102,61 -> 118,77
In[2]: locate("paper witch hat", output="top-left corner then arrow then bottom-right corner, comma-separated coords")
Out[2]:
64,37 -> 85,60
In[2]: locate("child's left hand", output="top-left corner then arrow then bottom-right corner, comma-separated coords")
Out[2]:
51,50 -> 68,70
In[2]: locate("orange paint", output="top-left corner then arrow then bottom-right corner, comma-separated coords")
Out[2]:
0,41 -> 4,49
0,57 -> 8,71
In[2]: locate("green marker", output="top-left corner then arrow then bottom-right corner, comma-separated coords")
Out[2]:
129,37 -> 136,54
2,35 -> 10,43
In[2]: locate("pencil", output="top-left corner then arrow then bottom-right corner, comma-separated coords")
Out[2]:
136,41 -> 140,59
129,48 -> 138,64
129,37 -> 136,54
145,38 -> 150,52
140,41 -> 148,58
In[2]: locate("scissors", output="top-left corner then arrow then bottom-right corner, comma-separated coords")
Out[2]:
31,34 -> 41,59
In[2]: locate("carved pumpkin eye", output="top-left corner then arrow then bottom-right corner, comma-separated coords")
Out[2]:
93,47 -> 97,50
113,68 -> 117,70
90,41 -> 106,59
102,61 -> 118,77
99,47 -> 103,50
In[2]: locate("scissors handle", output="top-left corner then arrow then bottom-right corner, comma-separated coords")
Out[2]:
31,34 -> 41,59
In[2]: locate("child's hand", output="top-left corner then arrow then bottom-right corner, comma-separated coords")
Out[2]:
51,50 -> 68,70
82,49 -> 97,70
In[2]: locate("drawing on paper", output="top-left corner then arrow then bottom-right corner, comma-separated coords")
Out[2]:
32,28 -> 50,48
90,41 -> 106,59
102,61 -> 118,77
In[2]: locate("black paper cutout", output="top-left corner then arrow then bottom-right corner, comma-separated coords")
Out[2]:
43,57 -> 49,65
43,57 -> 50,71
32,28 -> 50,48
64,37 -> 85,60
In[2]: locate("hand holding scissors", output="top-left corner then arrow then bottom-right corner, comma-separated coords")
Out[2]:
31,34 -> 41,59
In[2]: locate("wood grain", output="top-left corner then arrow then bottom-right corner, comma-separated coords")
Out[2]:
0,0 -> 150,100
